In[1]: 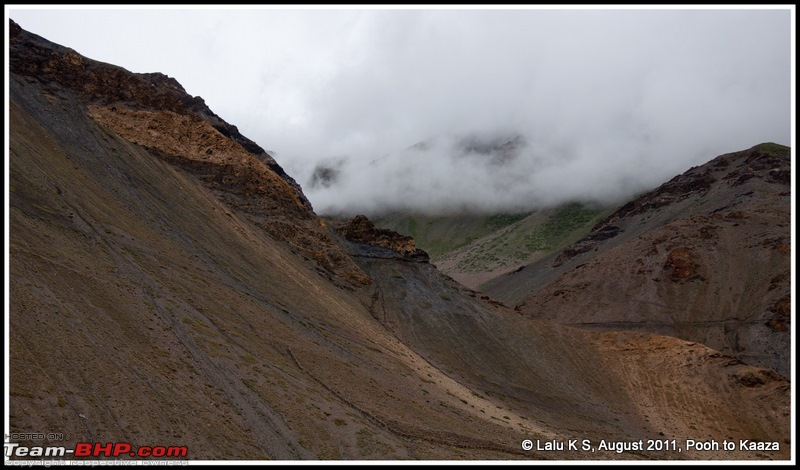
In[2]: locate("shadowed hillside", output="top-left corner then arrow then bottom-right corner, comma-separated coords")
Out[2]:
7,20 -> 791,461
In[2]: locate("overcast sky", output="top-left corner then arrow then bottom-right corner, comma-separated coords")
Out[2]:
7,6 -> 794,215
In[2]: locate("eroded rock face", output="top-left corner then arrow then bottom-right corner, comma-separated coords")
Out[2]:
766,296 -> 790,333
88,106 -> 309,213
90,105 -> 371,287
336,215 -> 429,261
9,19 -> 305,204
664,247 -> 697,281
10,19 -> 370,288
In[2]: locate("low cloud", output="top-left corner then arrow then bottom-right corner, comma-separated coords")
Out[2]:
302,132 -> 674,215
11,8 -> 792,215
274,9 -> 791,215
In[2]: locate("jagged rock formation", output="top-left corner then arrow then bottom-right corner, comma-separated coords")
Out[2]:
334,215 -> 429,261
7,19 -> 791,461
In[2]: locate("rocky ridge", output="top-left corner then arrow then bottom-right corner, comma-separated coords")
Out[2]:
335,215 -> 430,261
10,20 -> 370,288
554,144 -> 789,267
8,20 -> 294,188
485,143 -> 791,376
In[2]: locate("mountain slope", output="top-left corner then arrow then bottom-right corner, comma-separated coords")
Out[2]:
483,143 -> 792,376
7,20 -> 791,461
373,212 -> 530,260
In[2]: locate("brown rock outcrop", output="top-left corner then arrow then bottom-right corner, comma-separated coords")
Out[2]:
336,215 -> 429,261
664,247 -> 696,280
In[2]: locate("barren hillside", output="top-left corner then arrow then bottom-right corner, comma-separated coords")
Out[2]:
7,20 -> 791,461
483,143 -> 792,377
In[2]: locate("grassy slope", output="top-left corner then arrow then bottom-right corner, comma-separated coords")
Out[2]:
375,204 -> 614,289
373,212 -> 530,260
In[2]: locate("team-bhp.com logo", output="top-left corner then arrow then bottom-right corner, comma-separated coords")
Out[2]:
5,442 -> 187,459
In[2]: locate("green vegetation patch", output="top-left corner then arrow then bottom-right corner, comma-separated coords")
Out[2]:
485,213 -> 528,230
454,203 -> 604,273
522,203 -> 602,252
374,212 -> 530,259
752,142 -> 790,160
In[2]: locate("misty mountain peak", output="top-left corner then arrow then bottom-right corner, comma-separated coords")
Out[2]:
456,133 -> 526,166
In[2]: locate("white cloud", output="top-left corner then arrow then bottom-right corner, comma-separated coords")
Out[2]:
8,7 -> 792,215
